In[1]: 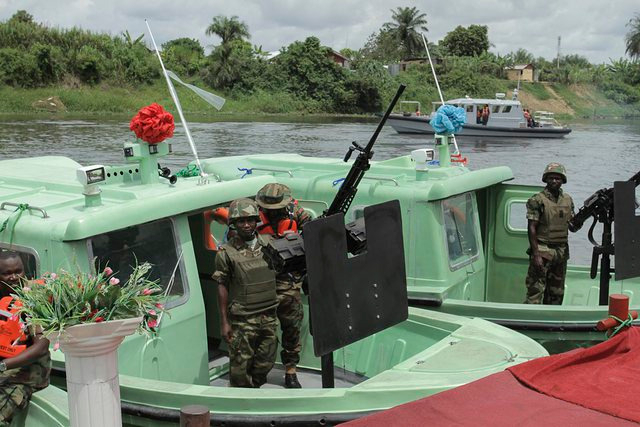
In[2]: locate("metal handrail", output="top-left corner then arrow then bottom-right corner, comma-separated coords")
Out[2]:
362,176 -> 399,186
250,168 -> 294,177
0,202 -> 49,219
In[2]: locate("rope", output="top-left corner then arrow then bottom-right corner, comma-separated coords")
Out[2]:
238,168 -> 253,179
175,164 -> 200,177
0,203 -> 29,246
605,313 -> 635,339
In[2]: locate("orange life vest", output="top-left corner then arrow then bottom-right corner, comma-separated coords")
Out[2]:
257,210 -> 298,236
0,296 -> 27,359
203,207 -> 230,251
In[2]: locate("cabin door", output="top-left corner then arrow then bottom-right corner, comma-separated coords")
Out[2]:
480,182 -> 542,303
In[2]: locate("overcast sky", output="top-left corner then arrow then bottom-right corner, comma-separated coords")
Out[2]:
0,0 -> 637,64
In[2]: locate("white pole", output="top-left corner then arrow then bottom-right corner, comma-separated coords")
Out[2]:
145,20 -> 208,183
421,33 -> 460,155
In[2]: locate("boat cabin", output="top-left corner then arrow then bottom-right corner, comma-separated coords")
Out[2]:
432,93 -> 527,128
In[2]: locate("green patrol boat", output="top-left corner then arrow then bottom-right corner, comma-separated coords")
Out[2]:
0,138 -> 547,425
195,135 -> 640,354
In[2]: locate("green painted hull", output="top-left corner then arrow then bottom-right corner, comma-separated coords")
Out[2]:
47,308 -> 544,424
10,386 -> 70,426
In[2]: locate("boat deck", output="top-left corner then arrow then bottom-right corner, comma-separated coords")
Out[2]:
208,350 -> 367,388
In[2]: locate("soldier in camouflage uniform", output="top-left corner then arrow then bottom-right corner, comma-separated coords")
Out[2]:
256,183 -> 311,389
212,199 -> 278,388
525,163 -> 575,305
0,250 -> 51,426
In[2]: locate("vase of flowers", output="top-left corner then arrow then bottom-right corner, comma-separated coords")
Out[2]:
12,263 -> 165,427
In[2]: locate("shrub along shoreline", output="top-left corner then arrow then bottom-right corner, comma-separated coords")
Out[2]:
0,80 -> 636,121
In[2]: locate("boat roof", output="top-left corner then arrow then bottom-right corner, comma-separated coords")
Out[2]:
0,153 -> 514,242
439,97 -> 522,106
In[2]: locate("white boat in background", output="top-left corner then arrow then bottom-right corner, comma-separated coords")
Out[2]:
387,91 -> 572,138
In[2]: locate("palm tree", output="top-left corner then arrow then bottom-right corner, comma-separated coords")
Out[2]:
384,7 -> 428,58
205,15 -> 250,45
625,13 -> 640,60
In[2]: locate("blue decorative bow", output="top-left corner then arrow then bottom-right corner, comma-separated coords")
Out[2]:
429,104 -> 466,135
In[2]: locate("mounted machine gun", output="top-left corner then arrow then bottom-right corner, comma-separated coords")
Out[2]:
568,170 -> 640,304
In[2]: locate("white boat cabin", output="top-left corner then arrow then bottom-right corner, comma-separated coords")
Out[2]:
432,93 -> 528,128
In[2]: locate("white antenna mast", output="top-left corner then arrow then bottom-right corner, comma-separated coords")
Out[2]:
145,19 -> 209,184
421,33 -> 460,155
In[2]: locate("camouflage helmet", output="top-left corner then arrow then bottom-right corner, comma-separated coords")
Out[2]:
255,183 -> 292,209
542,162 -> 567,184
228,198 -> 259,220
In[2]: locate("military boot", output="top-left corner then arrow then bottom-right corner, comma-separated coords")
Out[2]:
284,373 -> 302,389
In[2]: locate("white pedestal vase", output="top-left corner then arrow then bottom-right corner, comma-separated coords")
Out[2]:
59,317 -> 143,427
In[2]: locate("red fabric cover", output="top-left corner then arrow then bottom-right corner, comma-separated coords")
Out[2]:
343,328 -> 640,427
342,370 -> 634,427
509,326 -> 640,423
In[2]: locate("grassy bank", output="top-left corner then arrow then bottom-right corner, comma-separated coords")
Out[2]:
0,80 -> 637,120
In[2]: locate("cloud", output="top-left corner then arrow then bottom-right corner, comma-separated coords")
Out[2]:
0,0 -> 636,62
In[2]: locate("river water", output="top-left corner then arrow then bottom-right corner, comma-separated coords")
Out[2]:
1,117 -> 639,265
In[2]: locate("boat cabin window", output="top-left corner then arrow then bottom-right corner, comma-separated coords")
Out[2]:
507,202 -> 528,231
492,105 -> 500,113
90,219 -> 187,308
442,193 -> 479,270
502,106 -> 512,113
0,245 -> 38,280
466,105 -> 473,112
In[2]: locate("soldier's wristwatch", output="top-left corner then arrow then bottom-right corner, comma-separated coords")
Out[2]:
0,361 -> 7,372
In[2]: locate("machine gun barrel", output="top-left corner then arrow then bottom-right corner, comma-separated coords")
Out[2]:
326,84 -> 406,216
568,169 -> 640,232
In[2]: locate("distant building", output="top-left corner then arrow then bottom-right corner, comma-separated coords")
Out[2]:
328,50 -> 350,68
506,64 -> 537,82
386,57 -> 429,76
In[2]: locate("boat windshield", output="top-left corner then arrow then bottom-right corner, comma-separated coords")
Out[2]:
442,193 -> 479,269
90,218 -> 186,307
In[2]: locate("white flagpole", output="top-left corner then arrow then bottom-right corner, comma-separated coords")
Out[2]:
145,19 -> 209,183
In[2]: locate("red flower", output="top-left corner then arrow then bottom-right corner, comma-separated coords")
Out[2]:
94,317 -> 105,323
129,103 -> 175,144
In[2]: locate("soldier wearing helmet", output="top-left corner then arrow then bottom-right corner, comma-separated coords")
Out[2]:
524,163 -> 575,305
212,198 -> 278,388
255,183 -> 311,389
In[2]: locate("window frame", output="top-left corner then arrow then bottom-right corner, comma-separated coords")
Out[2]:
440,193 -> 480,271
87,217 -> 189,310
0,243 -> 40,279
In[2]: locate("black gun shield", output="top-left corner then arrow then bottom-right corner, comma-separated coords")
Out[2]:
304,200 -> 408,357
614,181 -> 640,280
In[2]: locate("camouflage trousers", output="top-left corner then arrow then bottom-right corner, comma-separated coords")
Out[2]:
276,279 -> 303,370
0,353 -> 50,426
0,383 -> 31,426
525,243 -> 568,305
228,310 -> 277,388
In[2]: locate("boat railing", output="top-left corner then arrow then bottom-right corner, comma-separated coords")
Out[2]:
245,167 -> 294,177
362,176 -> 399,186
399,100 -> 422,117
0,201 -> 49,219
533,111 -> 562,128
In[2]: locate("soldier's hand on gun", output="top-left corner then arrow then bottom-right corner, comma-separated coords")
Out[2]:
221,322 -> 232,343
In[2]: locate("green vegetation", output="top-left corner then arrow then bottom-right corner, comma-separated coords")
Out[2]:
521,82 -> 551,100
0,8 -> 639,118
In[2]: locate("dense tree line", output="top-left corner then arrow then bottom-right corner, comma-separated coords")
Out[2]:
1,8 -> 639,113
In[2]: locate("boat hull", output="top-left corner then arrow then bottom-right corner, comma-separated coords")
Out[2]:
50,308 -> 547,426
387,114 -> 572,138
